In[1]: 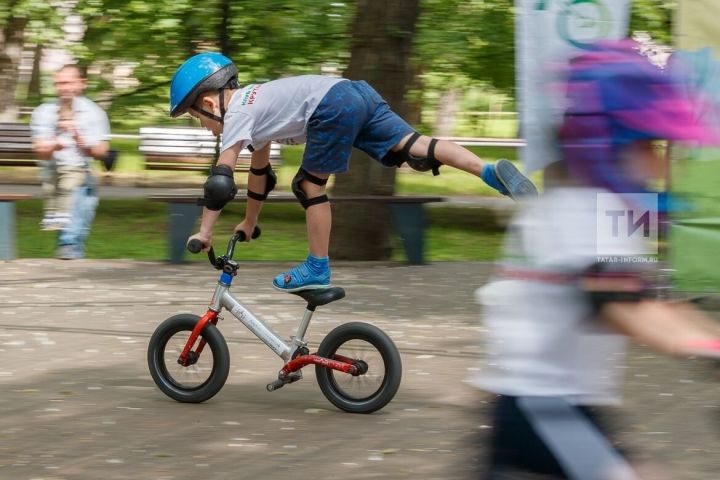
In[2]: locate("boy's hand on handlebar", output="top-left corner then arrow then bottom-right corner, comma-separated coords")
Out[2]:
234,219 -> 256,242
187,232 -> 212,253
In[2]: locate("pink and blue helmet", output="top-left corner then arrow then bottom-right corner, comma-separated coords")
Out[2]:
558,40 -> 717,201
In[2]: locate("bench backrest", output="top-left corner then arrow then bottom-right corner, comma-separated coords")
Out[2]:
139,127 -> 282,172
0,122 -> 35,166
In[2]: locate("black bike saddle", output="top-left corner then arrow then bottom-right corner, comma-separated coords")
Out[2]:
290,287 -> 346,307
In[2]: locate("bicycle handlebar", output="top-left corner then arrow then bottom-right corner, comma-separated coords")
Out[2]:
187,227 -> 262,268
187,239 -> 205,254
234,226 -> 262,243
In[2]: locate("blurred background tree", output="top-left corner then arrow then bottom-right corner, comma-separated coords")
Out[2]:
0,0 -> 681,261
1,0 -> 678,130
72,0 -> 353,128
0,0 -> 64,120
330,0 -> 421,260
629,0 -> 676,45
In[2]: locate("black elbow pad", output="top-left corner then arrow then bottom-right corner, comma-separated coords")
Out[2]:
197,164 -> 237,211
582,262 -> 649,313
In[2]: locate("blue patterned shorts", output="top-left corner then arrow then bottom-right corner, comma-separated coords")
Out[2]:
302,80 -> 415,174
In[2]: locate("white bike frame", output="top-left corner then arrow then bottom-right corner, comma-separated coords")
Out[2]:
209,280 -> 313,362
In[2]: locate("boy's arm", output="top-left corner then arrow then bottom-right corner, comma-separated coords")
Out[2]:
190,144 -> 243,250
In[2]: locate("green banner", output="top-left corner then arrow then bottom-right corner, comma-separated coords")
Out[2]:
671,3 -> 720,291
671,158 -> 720,291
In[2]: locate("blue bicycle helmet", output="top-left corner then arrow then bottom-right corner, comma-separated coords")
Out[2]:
169,52 -> 239,118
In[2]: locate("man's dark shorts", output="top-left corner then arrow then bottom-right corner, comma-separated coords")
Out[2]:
302,80 -> 415,174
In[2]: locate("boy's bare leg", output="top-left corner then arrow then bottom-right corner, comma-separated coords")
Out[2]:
393,133 -> 485,175
272,171 -> 332,291
302,174 -> 331,257
392,133 -> 538,198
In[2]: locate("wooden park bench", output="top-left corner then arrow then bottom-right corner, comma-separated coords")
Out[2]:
139,127 -> 282,173
0,122 -> 34,167
150,193 -> 445,265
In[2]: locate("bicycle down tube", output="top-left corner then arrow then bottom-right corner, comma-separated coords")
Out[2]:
224,291 -> 294,360
205,278 -> 293,361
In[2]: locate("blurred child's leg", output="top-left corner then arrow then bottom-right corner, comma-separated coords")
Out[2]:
40,160 -> 59,230
56,167 -> 86,217
41,180 -> 58,222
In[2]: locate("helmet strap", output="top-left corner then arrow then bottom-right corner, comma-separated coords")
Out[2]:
219,88 -> 226,119
190,88 -> 227,124
190,105 -> 223,124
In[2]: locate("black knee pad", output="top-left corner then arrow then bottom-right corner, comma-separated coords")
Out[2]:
247,164 -> 277,201
197,164 -> 237,210
385,132 -> 443,176
291,168 -> 329,209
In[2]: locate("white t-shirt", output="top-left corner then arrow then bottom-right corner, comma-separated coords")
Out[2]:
469,188 -> 654,405
30,97 -> 110,168
220,75 -> 344,153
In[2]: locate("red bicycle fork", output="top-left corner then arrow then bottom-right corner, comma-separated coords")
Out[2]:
179,311 -> 360,377
178,310 -> 218,366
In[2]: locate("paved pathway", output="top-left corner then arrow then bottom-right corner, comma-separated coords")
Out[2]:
1,260 -> 719,479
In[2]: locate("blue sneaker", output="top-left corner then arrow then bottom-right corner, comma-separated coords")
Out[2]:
273,255 -> 331,292
482,160 -> 538,200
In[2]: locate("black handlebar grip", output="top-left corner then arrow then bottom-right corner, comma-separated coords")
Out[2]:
187,239 -> 204,254
236,226 -> 262,242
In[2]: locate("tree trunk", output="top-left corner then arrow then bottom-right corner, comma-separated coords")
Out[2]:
27,43 -> 42,101
404,64 -> 424,127
219,0 -> 231,56
434,88 -> 460,137
0,14 -> 27,121
330,0 -> 421,261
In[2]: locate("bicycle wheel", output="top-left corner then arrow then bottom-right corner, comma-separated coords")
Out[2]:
315,322 -> 402,413
147,314 -> 230,403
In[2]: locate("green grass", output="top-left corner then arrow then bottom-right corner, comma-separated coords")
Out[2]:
16,199 -> 504,262
10,138 -> 518,263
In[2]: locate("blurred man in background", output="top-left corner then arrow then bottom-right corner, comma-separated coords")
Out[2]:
31,64 -> 110,259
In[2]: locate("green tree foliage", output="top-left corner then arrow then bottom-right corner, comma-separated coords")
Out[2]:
414,0 -> 515,94
4,1 -> 678,125
72,0 -> 353,127
629,0 -> 676,45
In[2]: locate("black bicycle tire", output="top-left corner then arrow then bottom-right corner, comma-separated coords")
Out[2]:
147,314 -> 230,403
315,322 -> 402,414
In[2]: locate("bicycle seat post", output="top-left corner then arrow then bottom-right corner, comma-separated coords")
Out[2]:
288,288 -> 346,354
291,303 -> 316,353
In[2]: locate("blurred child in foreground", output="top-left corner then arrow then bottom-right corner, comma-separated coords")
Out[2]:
469,40 -> 720,480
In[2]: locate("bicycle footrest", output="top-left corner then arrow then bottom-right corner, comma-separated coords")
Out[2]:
266,371 -> 302,392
